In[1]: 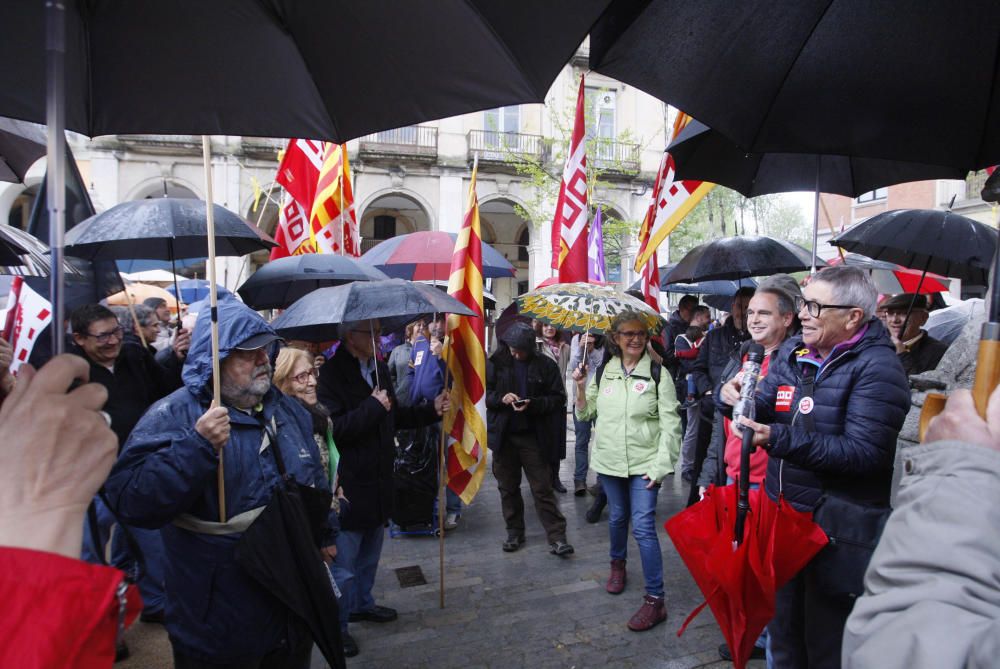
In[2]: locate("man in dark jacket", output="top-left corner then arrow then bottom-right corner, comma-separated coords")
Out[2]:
318,318 -> 448,657
71,303 -> 187,631
880,293 -> 948,376
105,300 -> 339,666
722,266 -> 910,669
686,286 -> 754,504
486,322 -> 573,556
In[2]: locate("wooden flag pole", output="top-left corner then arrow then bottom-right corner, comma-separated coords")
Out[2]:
438,340 -> 453,610
202,136 -> 225,522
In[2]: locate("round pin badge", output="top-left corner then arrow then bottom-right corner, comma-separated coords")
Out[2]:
632,381 -> 648,394
798,396 -> 815,415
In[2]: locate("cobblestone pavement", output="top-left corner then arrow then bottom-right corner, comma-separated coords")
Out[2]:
120,417 -> 763,669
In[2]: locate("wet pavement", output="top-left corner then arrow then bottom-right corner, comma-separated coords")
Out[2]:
119,418 -> 762,669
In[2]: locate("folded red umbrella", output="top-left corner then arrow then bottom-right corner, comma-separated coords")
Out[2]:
666,485 -> 828,669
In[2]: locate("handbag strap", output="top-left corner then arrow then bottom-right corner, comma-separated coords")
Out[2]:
797,364 -> 817,432
257,414 -> 287,478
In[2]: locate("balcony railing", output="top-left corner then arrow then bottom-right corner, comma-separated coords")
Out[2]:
468,130 -> 545,163
358,126 -> 437,160
591,139 -> 641,176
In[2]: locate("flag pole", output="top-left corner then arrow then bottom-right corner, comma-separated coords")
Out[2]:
202,136 -> 226,522
45,1 -> 67,356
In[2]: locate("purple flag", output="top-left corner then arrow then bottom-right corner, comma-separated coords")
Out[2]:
587,206 -> 607,282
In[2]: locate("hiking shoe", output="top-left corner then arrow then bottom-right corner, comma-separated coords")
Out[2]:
606,559 -> 626,594
550,541 -> 575,557
627,594 -> 667,631
574,480 -> 587,496
444,513 -> 459,530
349,605 -> 397,623
502,535 -> 525,552
343,632 -> 359,657
552,478 -> 567,493
585,491 -> 607,523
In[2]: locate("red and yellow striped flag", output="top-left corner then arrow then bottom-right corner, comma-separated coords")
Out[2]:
442,161 -> 488,504
309,143 -> 361,256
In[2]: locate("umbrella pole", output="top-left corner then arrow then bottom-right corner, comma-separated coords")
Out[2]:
203,136 -> 226,523
45,1 -> 67,356
438,345 -> 453,610
898,265 -> 929,344
169,240 -> 182,332
119,276 -> 147,349
810,163 -> 820,275
369,323 -> 380,388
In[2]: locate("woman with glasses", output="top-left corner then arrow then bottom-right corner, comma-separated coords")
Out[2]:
572,310 -> 681,632
274,347 -> 341,497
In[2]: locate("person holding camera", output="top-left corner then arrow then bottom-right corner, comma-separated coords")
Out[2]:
486,322 -> 573,557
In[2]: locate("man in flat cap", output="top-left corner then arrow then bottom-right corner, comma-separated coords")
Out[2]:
880,293 -> 948,375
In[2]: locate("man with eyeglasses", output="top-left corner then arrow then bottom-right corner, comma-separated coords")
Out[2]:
317,318 -> 449,657
720,266 -> 910,669
69,303 -> 188,649
880,293 -> 948,376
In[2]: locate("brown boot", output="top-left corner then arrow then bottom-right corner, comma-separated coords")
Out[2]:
627,594 -> 666,631
606,559 -> 626,594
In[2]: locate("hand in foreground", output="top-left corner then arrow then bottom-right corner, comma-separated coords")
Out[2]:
320,544 -> 337,563
501,392 -> 520,406
737,416 -> 772,447
641,473 -> 659,490
720,375 -> 742,406
925,387 -> 1000,451
173,327 -> 192,359
433,390 -> 451,416
371,388 -> 391,412
0,355 -> 116,558
196,405 -> 231,452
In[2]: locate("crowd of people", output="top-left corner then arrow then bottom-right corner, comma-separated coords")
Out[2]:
0,264 -> 996,669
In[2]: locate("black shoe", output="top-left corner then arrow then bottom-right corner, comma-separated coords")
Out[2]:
114,641 -> 130,663
348,605 -> 397,623
139,609 -> 165,624
718,642 -> 766,661
343,632 -> 359,658
574,480 -> 587,496
585,492 -> 607,523
550,541 -> 575,557
552,479 -> 567,493
502,534 -> 525,552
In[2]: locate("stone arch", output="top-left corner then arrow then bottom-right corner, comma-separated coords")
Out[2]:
359,189 -> 434,254
477,195 -> 533,309
125,176 -> 200,201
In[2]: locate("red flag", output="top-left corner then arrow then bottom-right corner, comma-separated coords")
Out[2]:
270,193 -> 315,260
640,252 -> 661,313
551,76 -> 589,283
3,276 -> 52,374
276,139 -> 324,209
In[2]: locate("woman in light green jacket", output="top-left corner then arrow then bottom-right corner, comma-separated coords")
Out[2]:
573,310 -> 681,632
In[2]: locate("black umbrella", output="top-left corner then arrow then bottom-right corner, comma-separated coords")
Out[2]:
666,236 -> 821,284
590,1 -> 1000,170
0,229 -> 28,266
668,120 -> 967,199
830,209 -> 998,286
270,279 -> 477,342
3,0 -> 611,144
238,254 -> 390,310
0,116 -> 46,183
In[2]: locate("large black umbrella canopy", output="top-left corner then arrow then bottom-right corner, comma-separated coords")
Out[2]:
63,198 -> 275,261
3,0 -> 611,143
590,1 -> 1000,170
0,229 -> 28,267
666,236 -> 821,284
830,209 -> 998,286
0,117 -> 46,183
668,119 -> 968,198
237,254 -> 390,310
271,279 -> 477,342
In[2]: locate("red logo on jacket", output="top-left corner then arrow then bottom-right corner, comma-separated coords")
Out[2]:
775,386 -> 795,412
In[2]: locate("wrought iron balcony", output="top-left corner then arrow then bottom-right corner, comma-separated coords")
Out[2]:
591,139 -> 641,177
358,126 -> 438,161
468,130 -> 546,164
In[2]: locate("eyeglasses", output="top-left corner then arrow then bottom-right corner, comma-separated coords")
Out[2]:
796,298 -> 859,318
292,369 -> 319,384
82,325 -> 123,344
615,330 -> 649,340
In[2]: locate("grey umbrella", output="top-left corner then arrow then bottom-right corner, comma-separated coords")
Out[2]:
0,117 -> 46,183
238,254 -> 389,311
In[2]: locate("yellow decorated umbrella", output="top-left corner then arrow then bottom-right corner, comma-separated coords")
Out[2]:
515,282 -> 663,335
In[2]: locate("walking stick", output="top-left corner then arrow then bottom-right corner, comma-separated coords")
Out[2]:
202,136 -> 225,522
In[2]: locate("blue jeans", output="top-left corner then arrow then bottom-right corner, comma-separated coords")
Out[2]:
599,473 -> 664,598
573,412 -> 593,483
329,526 -> 385,632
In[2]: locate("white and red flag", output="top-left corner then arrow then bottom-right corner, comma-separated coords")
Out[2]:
550,76 -> 589,283
271,139 -> 325,259
2,277 -> 52,374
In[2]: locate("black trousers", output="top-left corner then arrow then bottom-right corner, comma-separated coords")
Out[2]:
172,636 -> 313,669
493,431 -> 567,543
685,397 -> 715,506
769,563 -> 856,669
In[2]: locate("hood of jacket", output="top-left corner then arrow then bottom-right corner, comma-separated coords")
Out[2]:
182,297 -> 278,399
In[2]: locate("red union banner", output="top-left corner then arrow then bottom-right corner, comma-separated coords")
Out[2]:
551,76 -> 589,283
276,139 -> 324,209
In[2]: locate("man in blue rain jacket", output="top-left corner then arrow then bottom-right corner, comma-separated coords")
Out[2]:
105,299 -> 338,666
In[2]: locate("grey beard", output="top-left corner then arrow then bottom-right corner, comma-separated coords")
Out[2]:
221,364 -> 272,409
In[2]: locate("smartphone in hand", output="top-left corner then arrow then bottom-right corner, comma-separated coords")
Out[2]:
512,398 -> 528,408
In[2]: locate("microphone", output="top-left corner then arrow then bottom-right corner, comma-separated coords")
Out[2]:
731,343 -> 765,434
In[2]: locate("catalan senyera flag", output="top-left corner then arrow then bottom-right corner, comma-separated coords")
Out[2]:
550,76 -> 589,282
309,143 -> 361,256
442,161 -> 488,504
634,112 -> 715,271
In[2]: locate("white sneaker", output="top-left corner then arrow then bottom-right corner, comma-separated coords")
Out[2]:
444,513 -> 459,530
